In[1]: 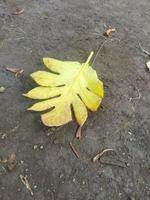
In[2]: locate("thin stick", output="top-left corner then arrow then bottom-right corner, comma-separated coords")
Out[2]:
138,42 -> 150,57
92,38 -> 120,65
92,40 -> 108,65
93,148 -> 115,162
100,160 -> 126,168
69,142 -> 80,159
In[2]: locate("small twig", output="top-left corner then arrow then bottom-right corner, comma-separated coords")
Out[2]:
92,40 -> 108,65
93,148 -> 115,162
138,42 -> 150,57
69,142 -> 80,159
92,38 -> 120,65
100,160 -> 127,168
20,175 -> 33,196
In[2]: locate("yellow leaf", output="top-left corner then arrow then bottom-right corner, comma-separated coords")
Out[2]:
24,51 -> 104,127
23,86 -> 63,99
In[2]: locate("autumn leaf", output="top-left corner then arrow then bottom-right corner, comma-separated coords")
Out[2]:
24,51 -> 104,127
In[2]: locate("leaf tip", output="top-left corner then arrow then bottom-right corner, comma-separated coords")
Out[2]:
43,57 -> 50,66
30,73 -> 34,80
27,107 -> 32,111
22,93 -> 28,97
43,57 -> 47,62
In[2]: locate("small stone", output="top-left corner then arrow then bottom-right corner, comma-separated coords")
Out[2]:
59,173 -> 64,179
126,162 -> 130,167
82,181 -> 85,185
47,132 -> 53,136
34,185 -> 37,189
20,160 -> 24,164
128,131 -> 132,135
33,145 -> 38,150
0,86 -> 5,93
73,178 -> 76,183
40,145 -> 44,150
1,134 -> 7,139
146,60 -> 150,72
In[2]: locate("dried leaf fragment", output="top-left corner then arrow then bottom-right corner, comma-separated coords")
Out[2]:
6,67 -> 24,77
104,28 -> 116,37
20,175 -> 33,196
13,8 -> 24,15
24,52 -> 104,127
7,153 -> 17,171
0,153 -> 17,172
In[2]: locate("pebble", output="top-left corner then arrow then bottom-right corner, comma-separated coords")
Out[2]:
20,160 -> 24,164
1,134 -> 7,139
34,185 -> 37,189
47,132 -> 53,136
40,145 -> 44,150
82,180 -> 86,185
73,178 -> 76,183
59,173 -> 64,179
33,145 -> 38,150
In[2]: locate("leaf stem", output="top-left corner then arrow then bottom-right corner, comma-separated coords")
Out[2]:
86,51 -> 94,65
81,51 -> 94,73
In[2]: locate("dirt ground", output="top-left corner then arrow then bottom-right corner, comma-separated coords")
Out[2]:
0,0 -> 150,199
